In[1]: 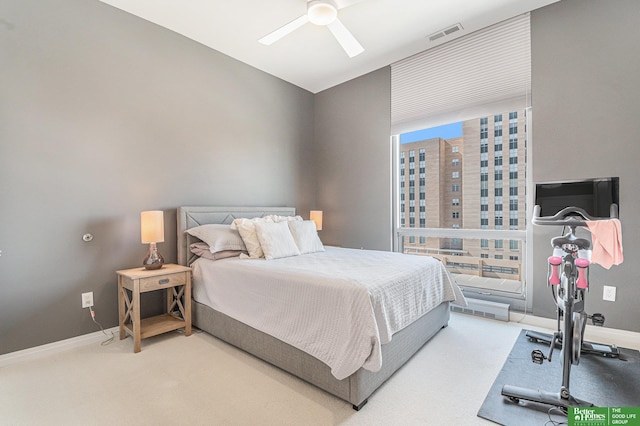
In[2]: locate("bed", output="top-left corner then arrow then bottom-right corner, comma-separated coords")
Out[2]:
177,206 -> 465,410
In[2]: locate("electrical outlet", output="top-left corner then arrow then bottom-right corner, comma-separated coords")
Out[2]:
603,286 -> 616,302
82,292 -> 94,308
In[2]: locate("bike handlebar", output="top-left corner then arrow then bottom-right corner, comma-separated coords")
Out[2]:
532,204 -> 618,227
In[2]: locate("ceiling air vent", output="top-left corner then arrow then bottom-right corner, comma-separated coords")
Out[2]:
428,23 -> 464,42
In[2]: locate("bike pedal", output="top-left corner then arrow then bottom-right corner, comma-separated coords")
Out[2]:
591,313 -> 605,326
531,349 -> 546,364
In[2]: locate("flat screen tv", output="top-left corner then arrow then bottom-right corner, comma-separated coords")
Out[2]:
535,177 -> 619,218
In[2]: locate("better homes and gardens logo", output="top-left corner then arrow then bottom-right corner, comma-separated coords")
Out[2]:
569,407 -> 640,426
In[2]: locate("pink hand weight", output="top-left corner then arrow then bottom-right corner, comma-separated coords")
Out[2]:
548,256 -> 562,285
575,258 -> 590,289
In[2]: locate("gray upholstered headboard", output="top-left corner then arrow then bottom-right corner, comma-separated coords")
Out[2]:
177,206 -> 296,266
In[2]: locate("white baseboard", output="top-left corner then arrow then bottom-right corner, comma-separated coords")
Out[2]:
510,313 -> 640,351
0,327 -> 119,368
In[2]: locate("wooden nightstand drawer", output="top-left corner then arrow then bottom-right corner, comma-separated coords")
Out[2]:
139,272 -> 186,292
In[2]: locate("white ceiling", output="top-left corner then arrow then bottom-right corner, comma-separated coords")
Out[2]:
98,0 -> 559,94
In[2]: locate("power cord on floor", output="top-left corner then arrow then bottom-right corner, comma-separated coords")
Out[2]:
89,306 -> 115,346
544,406 -> 568,426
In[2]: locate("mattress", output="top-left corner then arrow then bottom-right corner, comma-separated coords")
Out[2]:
192,246 -> 465,380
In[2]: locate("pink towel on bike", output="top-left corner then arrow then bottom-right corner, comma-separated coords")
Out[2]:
586,219 -> 623,269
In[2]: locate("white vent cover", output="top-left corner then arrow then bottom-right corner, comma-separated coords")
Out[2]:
427,23 -> 463,42
451,298 -> 510,321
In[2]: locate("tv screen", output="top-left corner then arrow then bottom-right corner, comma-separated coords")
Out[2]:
535,177 -> 619,218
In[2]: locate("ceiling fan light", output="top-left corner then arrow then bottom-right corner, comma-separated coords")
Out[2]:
308,0 -> 338,26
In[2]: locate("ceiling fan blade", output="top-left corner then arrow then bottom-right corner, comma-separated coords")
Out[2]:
259,14 -> 309,45
327,18 -> 364,57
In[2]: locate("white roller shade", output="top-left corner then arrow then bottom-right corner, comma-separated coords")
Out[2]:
391,14 -> 530,134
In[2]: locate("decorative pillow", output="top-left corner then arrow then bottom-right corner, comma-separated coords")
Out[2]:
288,220 -> 325,254
269,215 -> 303,223
189,243 -> 245,260
254,220 -> 301,260
185,224 -> 246,253
231,217 -> 274,258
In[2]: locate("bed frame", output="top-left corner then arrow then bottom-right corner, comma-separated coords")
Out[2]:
177,206 -> 450,410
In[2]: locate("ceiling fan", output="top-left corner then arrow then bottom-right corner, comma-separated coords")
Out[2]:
258,0 -> 366,58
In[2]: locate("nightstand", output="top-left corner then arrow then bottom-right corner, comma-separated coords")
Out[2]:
116,264 -> 192,353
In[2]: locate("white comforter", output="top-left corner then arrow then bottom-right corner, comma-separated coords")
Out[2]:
192,247 -> 466,380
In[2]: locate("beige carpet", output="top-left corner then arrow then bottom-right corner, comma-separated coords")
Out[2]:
0,313 -> 551,425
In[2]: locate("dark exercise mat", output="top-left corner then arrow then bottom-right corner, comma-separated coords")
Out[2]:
478,329 -> 640,425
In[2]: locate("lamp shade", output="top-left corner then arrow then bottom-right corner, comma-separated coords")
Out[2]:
140,211 -> 165,243
310,210 -> 323,231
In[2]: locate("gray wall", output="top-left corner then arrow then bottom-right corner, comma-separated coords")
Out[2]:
0,0 -> 314,354
314,67 -> 392,251
530,0 -> 640,331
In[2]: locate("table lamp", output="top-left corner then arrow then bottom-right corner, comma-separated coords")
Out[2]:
141,210 -> 165,270
310,210 -> 323,231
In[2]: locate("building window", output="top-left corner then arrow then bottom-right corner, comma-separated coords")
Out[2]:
452,212 -> 460,219
452,171 -> 459,179
452,198 -> 460,206
452,146 -> 459,153
452,184 -> 460,192
452,159 -> 460,167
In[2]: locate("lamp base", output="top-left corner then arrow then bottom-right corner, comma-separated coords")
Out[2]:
143,242 -> 164,270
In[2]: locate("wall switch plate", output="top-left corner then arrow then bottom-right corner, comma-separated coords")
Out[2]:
82,292 -> 94,308
603,285 -> 616,302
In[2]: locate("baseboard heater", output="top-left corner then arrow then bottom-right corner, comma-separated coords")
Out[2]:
450,298 -> 510,322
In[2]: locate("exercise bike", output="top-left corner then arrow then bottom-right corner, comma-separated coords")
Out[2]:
501,204 -> 619,412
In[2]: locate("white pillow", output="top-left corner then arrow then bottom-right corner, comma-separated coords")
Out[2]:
231,217 -> 273,258
288,220 -> 325,254
255,220 -> 301,260
185,224 -> 246,253
269,215 -> 303,223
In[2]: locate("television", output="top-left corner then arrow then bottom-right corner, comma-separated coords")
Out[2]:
535,177 -> 619,218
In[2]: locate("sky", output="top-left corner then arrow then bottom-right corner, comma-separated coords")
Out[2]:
400,122 -> 462,144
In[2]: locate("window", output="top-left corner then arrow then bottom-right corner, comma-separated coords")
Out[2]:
391,14 -> 530,304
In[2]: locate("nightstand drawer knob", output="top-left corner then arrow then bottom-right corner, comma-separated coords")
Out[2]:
159,278 -> 170,284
